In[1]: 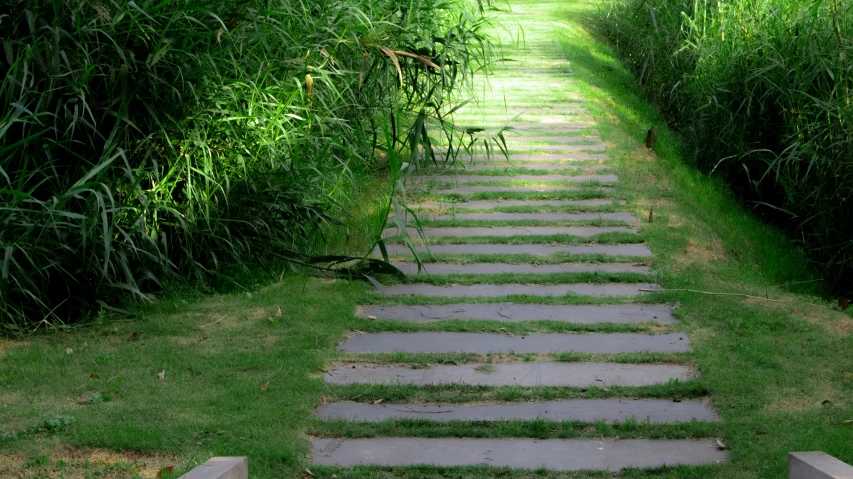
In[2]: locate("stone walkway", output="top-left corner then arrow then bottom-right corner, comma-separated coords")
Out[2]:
312,0 -> 728,473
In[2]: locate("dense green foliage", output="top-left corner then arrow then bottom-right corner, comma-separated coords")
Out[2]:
0,0 -> 490,329
599,0 -> 853,288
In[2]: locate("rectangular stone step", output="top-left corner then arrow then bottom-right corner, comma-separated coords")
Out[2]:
410,199 -> 623,209
389,262 -> 648,276
358,303 -> 671,324
379,243 -> 653,257
377,283 -> 660,298
383,226 -> 638,238
325,362 -> 695,387
338,332 -> 688,354
437,144 -> 606,153
431,153 -> 610,162
434,163 -> 609,172
431,185 -> 602,194
316,399 -> 719,423
418,212 -> 636,222
429,174 -> 618,184
312,438 -> 727,470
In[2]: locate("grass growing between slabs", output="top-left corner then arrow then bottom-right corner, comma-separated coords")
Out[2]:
1,1 -> 852,479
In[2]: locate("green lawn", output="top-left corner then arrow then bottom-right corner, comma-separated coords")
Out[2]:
2,0 -> 852,478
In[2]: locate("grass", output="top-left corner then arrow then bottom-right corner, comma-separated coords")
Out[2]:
1,0 -> 852,478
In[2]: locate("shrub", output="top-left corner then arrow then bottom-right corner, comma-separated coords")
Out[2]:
600,0 -> 853,288
0,0 -> 491,330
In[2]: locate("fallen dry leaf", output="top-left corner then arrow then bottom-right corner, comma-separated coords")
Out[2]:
157,466 -> 174,477
276,306 -> 282,317
65,348 -> 73,354
261,381 -> 271,391
715,439 -> 726,450
373,399 -> 384,405
157,370 -> 165,381
844,372 -> 853,383
330,475 -> 338,479
304,468 -> 314,476
90,373 -> 99,379
842,420 -> 852,424
840,298 -> 850,310
367,315 -> 377,319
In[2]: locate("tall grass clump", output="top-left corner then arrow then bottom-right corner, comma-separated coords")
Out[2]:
0,0 -> 492,330
600,0 -> 853,288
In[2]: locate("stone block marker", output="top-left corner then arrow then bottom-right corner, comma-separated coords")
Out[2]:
312,438 -> 728,470
178,457 -> 247,479
389,262 -> 650,275
789,452 -> 853,479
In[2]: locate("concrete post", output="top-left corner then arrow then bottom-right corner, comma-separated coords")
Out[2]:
178,457 -> 248,479
789,452 -> 853,479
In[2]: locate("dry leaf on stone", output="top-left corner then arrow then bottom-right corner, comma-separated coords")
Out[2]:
261,381 -> 271,391
367,315 -> 377,319
157,466 -> 174,477
715,439 -> 726,450
157,370 -> 165,381
373,399 -> 384,405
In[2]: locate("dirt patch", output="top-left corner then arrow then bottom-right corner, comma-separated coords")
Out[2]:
0,338 -> 29,358
630,146 -> 657,162
667,214 -> 684,228
676,239 -> 724,264
0,443 -> 183,479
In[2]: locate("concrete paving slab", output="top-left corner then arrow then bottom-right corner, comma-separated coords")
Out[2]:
377,283 -> 661,297
380,243 -> 653,257
358,303 -> 672,324
437,144 -> 606,153
421,212 -> 636,222
312,438 -> 728,470
432,153 -> 611,162
432,174 -> 618,184
337,332 -> 688,353
325,362 -> 696,387
389,262 -> 650,275
432,185 -> 592,194
431,163 -> 609,172
316,399 -> 719,423
411,199 -> 623,209
383,226 -> 638,238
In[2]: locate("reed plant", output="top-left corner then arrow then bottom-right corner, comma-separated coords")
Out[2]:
600,0 -> 853,288
0,0 -> 493,330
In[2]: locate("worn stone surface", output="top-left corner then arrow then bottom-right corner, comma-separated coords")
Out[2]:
436,163 -> 609,171
432,185 -> 593,194
316,399 -> 719,423
383,226 -> 637,238
312,438 -> 728,470
378,283 -> 660,298
325,362 -> 696,387
437,144 -> 606,153
412,199 -> 624,209
380,243 -> 653,257
432,174 -> 618,184
359,303 -> 672,324
337,332 -> 688,353
421,212 -> 636,222
389,262 -> 650,275
434,153 -> 610,162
